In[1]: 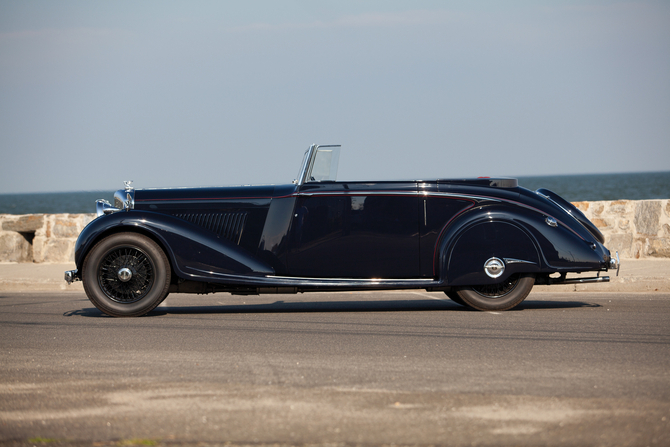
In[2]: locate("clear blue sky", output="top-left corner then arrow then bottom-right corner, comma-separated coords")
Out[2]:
1,1 -> 669,193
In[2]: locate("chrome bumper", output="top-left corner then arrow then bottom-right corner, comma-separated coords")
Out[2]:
609,251 -> 620,276
64,269 -> 80,285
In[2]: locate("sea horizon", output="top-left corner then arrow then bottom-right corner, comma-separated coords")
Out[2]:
1,171 -> 669,215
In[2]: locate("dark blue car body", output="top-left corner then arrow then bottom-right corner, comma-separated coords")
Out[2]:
67,145 -> 618,316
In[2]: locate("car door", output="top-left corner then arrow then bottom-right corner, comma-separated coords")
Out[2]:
286,182 -> 420,278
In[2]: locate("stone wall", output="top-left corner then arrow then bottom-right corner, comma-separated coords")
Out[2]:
573,199 -> 670,258
0,199 -> 668,263
0,214 -> 94,263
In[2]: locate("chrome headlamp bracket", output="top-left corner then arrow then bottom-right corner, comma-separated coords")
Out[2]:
96,199 -> 120,217
96,181 -> 135,217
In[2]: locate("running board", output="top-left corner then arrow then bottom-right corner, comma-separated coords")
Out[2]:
183,266 -> 441,289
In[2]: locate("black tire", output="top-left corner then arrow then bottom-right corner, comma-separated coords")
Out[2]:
444,290 -> 468,307
82,232 -> 171,317
454,273 -> 535,311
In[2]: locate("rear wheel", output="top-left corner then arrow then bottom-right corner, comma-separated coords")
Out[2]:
82,232 -> 171,317
454,273 -> 535,311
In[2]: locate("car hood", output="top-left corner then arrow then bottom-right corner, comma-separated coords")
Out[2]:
133,184 -> 298,206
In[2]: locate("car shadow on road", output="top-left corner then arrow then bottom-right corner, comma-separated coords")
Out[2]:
63,298 -> 601,317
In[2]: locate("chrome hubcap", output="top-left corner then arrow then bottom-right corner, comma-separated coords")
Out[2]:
484,257 -> 505,278
117,267 -> 133,282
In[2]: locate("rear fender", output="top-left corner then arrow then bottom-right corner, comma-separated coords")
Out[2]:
74,211 -> 274,280
442,215 -> 541,287
436,205 -> 607,286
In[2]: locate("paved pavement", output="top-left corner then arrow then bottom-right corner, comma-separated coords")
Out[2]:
1,290 -> 669,446
0,258 -> 668,293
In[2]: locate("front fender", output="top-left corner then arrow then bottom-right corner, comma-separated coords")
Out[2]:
74,211 -> 274,280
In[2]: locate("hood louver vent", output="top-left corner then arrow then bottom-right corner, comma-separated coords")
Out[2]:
174,212 -> 248,244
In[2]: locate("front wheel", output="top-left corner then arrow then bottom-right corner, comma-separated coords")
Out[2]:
82,232 -> 171,317
454,273 -> 535,311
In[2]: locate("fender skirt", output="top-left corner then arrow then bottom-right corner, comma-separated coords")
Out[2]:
446,220 -> 541,286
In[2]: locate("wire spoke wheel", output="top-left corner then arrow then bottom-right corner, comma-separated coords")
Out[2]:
471,274 -> 520,299
98,246 -> 155,303
455,273 -> 535,311
83,232 -> 170,317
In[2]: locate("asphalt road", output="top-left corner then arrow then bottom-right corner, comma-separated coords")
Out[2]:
1,290 -> 669,446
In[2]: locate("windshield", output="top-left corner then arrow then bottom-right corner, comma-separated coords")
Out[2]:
308,147 -> 340,182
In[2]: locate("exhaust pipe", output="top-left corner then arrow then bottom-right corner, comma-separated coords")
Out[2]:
556,276 -> 610,285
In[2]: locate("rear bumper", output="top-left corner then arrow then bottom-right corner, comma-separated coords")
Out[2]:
609,251 -> 620,276
538,252 -> 620,286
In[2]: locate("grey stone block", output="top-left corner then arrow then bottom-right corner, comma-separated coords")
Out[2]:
635,201 -> 661,236
2,215 -> 45,233
606,233 -> 633,258
42,239 -> 75,263
53,217 -> 80,238
0,232 -> 32,262
648,238 -> 670,258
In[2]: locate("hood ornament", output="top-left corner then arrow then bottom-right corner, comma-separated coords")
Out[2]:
120,181 -> 135,211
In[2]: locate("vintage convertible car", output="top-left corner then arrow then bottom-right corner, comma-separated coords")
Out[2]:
65,144 -> 619,317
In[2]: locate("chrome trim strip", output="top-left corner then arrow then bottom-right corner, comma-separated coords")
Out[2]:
426,192 -> 500,203
536,190 -> 581,228
184,266 -> 437,287
430,192 -> 498,201
503,258 -> 536,265
296,190 -> 501,203
267,275 -> 435,283
185,267 -> 269,281
536,191 -> 571,216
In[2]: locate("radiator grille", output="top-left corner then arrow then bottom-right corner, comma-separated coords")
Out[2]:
174,212 -> 248,244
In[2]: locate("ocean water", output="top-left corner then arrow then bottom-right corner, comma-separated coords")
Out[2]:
0,191 -> 110,215
516,171 -> 670,202
0,172 -> 668,215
